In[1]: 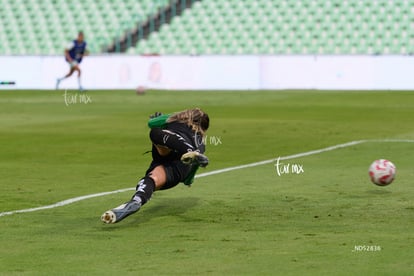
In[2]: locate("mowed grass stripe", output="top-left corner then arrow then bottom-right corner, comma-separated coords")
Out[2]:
2,139 -> 413,217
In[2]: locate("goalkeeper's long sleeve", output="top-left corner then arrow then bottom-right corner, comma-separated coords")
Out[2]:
149,127 -> 195,155
147,114 -> 170,129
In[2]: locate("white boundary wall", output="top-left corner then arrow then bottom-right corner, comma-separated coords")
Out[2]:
1,55 -> 413,90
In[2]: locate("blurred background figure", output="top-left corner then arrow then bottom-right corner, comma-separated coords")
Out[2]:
56,31 -> 88,91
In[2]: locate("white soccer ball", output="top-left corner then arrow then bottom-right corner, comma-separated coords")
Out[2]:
368,159 -> 396,186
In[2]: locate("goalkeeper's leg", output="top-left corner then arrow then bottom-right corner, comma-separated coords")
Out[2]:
101,165 -> 166,224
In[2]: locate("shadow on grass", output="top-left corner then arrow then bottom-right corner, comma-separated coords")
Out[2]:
100,196 -> 200,230
365,189 -> 393,195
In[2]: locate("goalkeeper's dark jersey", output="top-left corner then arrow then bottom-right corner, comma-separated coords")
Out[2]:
148,114 -> 205,154
148,114 -> 205,185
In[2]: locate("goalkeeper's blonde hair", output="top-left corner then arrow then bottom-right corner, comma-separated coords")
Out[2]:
167,108 -> 209,136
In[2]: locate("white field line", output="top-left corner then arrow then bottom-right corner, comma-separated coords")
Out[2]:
0,188 -> 134,217
1,139 -> 413,218
195,140 -> 365,178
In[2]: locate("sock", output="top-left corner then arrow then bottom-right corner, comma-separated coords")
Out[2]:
132,176 -> 155,205
77,77 -> 82,89
150,128 -> 194,155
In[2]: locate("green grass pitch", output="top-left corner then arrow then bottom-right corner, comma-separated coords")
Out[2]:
0,89 -> 413,275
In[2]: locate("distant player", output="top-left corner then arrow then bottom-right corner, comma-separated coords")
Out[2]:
101,108 -> 210,224
56,31 -> 88,91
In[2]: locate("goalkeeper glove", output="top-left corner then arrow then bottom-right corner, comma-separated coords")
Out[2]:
181,151 -> 209,168
149,112 -> 163,119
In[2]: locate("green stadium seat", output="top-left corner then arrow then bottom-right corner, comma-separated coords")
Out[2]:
0,0 -> 172,54
1,0 -> 414,55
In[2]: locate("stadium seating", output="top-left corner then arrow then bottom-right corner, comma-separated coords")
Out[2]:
0,0 -> 170,54
131,0 -> 414,55
0,0 -> 413,55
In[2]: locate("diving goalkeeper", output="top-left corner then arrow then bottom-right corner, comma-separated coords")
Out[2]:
101,108 -> 210,224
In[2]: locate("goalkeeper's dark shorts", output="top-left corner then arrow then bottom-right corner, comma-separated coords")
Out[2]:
145,159 -> 191,190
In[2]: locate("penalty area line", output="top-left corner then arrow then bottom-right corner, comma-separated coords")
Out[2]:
1,139 -> 413,217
